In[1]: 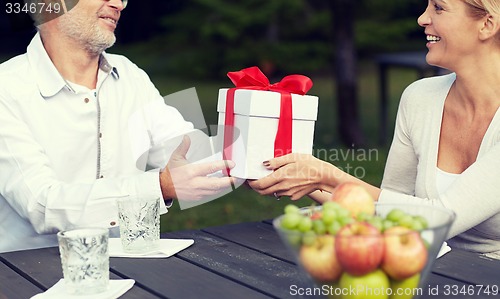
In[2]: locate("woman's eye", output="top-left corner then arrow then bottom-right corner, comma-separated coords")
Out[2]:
434,4 -> 443,11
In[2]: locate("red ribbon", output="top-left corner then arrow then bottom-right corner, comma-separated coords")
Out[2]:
222,66 -> 313,174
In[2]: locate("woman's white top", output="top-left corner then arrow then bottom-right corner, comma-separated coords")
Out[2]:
435,167 -> 460,196
379,73 -> 500,259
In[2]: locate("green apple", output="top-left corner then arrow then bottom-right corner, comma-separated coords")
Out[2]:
339,269 -> 390,299
390,273 -> 420,299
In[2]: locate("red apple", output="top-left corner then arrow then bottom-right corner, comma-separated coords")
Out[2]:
335,222 -> 384,276
311,211 -> 322,221
331,182 -> 375,217
381,226 -> 428,280
299,235 -> 342,282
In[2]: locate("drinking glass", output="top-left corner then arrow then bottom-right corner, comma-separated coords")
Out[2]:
117,196 -> 160,253
57,228 -> 109,295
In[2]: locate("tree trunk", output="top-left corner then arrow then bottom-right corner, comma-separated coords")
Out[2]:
331,0 -> 365,147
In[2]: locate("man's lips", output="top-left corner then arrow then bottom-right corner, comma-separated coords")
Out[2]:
98,12 -> 119,27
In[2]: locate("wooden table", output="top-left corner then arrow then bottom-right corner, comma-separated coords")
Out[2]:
1,220 -> 499,299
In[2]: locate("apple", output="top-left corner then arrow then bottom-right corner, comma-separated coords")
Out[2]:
335,222 -> 384,276
381,226 -> 428,280
299,235 -> 342,282
331,182 -> 375,218
389,273 -> 420,299
311,211 -> 323,220
339,269 -> 390,299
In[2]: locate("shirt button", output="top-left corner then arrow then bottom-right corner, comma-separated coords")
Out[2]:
110,221 -> 116,226
100,175 -> 104,178
99,132 -> 102,138
84,98 -> 90,103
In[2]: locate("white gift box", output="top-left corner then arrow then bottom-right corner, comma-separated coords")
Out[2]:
217,88 -> 318,179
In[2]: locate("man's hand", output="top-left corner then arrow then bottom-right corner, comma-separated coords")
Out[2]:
160,135 -> 237,201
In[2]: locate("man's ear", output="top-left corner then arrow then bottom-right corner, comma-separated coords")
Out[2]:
479,14 -> 500,41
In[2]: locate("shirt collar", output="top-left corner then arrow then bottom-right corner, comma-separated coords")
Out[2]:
27,32 -> 119,98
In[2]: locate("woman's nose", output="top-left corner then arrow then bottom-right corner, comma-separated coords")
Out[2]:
417,7 -> 431,27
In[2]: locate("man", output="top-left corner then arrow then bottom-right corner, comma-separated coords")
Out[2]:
0,0 -> 236,252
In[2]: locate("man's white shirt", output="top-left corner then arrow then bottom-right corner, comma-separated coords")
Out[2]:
0,32 -> 194,252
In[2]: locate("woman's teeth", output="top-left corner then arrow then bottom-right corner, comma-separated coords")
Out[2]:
427,35 -> 441,42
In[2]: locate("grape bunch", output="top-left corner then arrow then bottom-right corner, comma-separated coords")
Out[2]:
280,202 -> 428,247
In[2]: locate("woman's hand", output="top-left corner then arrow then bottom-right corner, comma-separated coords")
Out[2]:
248,153 -> 339,200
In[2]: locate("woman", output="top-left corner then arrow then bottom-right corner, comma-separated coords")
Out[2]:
249,0 -> 500,259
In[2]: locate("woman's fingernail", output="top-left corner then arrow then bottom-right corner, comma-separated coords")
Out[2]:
263,161 -> 270,167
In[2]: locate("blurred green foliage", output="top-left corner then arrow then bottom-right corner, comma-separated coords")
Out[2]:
115,0 -> 426,79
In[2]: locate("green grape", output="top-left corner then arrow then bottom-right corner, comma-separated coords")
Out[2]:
339,216 -> 354,226
327,221 -> 342,235
297,217 -> 313,232
322,201 -> 340,211
302,231 -> 317,246
368,216 -> 384,232
356,212 -> 372,222
336,208 -> 351,219
312,219 -> 327,235
322,209 -> 337,225
413,215 -> 429,229
410,220 -> 425,231
286,233 -> 302,247
284,204 -> 300,214
398,214 -> 415,228
382,219 -> 395,231
281,213 -> 303,229
386,209 -> 406,223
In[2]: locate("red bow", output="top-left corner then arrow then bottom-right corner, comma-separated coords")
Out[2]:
223,66 -> 313,174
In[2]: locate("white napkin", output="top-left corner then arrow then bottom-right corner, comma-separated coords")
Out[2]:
30,279 -> 135,299
109,238 -> 194,258
437,241 -> 451,258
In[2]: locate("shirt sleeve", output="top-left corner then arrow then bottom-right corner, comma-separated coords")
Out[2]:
380,85 -> 418,195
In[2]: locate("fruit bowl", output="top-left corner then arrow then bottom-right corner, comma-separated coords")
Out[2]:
273,202 -> 456,299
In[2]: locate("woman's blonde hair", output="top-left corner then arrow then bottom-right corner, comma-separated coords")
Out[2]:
463,0 -> 500,42
463,0 -> 500,19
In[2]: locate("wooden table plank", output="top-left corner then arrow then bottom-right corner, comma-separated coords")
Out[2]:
0,261 -> 43,299
202,221 -> 296,263
164,229 -> 323,299
110,256 -> 269,299
0,248 -> 159,299
432,249 -> 500,286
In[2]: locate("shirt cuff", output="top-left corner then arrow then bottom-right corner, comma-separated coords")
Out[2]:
137,171 -> 168,214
